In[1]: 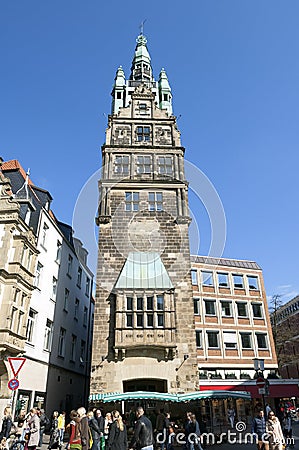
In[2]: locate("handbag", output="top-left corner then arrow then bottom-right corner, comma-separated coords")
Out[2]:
70,444 -> 82,450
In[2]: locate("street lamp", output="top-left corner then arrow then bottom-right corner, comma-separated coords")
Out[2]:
253,358 -> 267,419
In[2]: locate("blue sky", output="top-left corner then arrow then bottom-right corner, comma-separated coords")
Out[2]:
1,1 -> 299,303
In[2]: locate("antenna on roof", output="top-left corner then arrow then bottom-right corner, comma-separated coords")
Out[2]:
139,19 -> 146,35
15,168 -> 30,199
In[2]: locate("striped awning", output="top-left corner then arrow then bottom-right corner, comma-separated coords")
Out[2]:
89,390 -> 251,403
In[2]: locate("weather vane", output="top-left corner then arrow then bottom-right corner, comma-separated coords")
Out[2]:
139,19 -> 146,35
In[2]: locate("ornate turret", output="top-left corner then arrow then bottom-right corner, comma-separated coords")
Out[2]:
158,68 -> 173,115
130,34 -> 154,82
111,66 -> 126,114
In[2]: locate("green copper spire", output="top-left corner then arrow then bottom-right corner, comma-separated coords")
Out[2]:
158,68 -> 173,115
111,65 -> 126,114
130,34 -> 154,82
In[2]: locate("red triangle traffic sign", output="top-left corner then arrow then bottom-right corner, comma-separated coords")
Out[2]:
7,357 -> 26,377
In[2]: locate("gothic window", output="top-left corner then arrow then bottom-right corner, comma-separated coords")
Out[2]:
158,156 -> 173,175
137,155 -> 152,174
125,192 -> 139,211
115,155 -> 129,174
136,126 -> 151,142
148,192 -> 163,211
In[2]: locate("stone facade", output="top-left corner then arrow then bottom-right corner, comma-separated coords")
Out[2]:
91,36 -> 198,395
0,164 -> 38,410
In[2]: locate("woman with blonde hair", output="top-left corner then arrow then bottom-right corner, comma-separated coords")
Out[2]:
266,411 -> 284,450
107,411 -> 127,450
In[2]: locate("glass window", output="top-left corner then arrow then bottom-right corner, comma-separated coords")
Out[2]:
26,309 -> 36,342
223,332 -> 237,348
67,255 -> 73,277
147,313 -> 154,327
125,192 -> 139,211
126,313 -> 133,327
74,299 -> 79,320
127,297 -> 133,310
56,241 -> 62,263
137,297 -> 143,310
83,306 -> 88,326
85,277 -> 90,296
70,335 -> 77,362
41,223 -> 49,248
240,333 -> 252,349
137,155 -> 152,174
44,319 -> 53,351
202,271 -> 214,286
237,302 -> 247,317
217,273 -> 229,287
137,313 -> 143,327
204,299 -> 216,315
207,331 -> 219,348
52,277 -> 57,300
191,270 -> 198,285
158,156 -> 173,175
136,126 -> 151,142
256,333 -> 268,349
248,276 -> 259,290
233,274 -> 244,289
64,289 -> 69,312
80,340 -> 86,362
147,296 -> 153,310
148,192 -> 163,211
221,301 -> 232,317
193,298 -> 200,315
115,155 -> 129,174
157,295 -> 164,310
35,262 -> 43,288
157,313 -> 164,327
252,303 -> 263,318
77,267 -> 82,287
58,328 -> 66,357
196,330 -> 202,348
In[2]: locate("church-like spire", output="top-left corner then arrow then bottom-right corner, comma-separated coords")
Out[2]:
111,65 -> 126,114
158,68 -> 173,115
130,34 -> 154,82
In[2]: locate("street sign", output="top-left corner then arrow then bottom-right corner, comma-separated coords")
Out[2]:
8,378 -> 19,391
258,388 -> 266,395
256,377 -> 265,388
7,357 -> 26,377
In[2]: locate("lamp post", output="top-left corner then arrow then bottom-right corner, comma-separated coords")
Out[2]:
253,358 -> 267,420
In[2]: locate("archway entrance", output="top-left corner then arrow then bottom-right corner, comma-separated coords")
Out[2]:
123,379 -> 167,393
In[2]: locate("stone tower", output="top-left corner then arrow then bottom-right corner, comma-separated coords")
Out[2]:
91,34 -> 198,395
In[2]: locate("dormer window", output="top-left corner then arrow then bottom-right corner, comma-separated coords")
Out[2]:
136,126 -> 151,142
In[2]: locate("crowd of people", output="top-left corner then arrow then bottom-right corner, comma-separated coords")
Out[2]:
0,403 -> 297,450
252,406 -> 295,450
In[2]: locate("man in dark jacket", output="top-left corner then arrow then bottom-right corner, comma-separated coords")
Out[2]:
130,407 -> 153,450
251,409 -> 269,450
